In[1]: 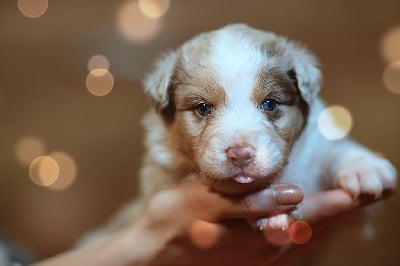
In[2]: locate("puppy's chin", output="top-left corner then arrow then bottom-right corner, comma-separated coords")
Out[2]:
198,173 -> 279,196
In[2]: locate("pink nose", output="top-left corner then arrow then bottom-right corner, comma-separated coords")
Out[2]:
226,147 -> 255,167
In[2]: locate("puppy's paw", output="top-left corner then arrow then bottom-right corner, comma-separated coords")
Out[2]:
254,214 -> 293,246
249,214 -> 291,232
335,154 -> 397,198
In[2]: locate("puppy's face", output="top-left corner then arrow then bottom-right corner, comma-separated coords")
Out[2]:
145,24 -> 321,195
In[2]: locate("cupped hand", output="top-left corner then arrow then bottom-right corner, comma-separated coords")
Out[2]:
35,182 -> 394,266
127,182 -> 393,265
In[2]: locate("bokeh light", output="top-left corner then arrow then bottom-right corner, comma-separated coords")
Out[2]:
87,54 -> 110,72
381,25 -> 400,64
189,220 -> 221,248
138,0 -> 170,19
382,61 -> 400,95
85,68 -> 114,96
263,227 -> 291,246
318,105 -> 353,140
116,0 -> 162,43
288,221 -> 312,244
18,0 -> 48,18
29,156 -> 59,187
47,151 -> 78,191
16,136 -> 46,166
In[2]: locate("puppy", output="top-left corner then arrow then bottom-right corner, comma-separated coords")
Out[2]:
86,24 -> 397,240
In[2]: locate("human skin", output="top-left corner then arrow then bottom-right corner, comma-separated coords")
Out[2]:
34,182 -> 393,266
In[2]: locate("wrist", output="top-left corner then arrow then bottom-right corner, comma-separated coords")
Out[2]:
109,215 -> 179,265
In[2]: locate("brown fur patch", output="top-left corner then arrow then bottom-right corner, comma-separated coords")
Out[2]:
173,77 -> 226,112
253,67 -> 298,105
253,67 -> 308,144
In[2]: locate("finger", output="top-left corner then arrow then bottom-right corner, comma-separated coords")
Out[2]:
290,188 -> 394,224
180,183 -> 304,221
290,189 -> 354,224
292,189 -> 394,223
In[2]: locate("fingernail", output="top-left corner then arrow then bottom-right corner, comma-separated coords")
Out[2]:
275,185 -> 304,205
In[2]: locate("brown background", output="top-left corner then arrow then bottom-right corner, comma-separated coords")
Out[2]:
0,0 -> 399,265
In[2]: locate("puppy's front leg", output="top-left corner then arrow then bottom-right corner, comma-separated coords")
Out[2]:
323,139 -> 397,198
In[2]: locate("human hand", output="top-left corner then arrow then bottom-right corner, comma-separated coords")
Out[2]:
141,185 -> 391,265
118,182 -> 303,265
33,182 -> 303,266
123,183 -> 393,265
34,183 -> 394,266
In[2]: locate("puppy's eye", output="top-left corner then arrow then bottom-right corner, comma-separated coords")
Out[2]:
196,103 -> 213,116
261,99 -> 278,112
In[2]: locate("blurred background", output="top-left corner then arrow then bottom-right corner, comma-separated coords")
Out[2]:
0,0 -> 399,265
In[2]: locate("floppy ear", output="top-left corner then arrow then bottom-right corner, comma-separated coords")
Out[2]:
287,43 -> 322,104
143,52 -> 178,111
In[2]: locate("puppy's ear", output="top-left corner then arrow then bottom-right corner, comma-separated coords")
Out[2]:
287,43 -> 322,104
143,52 -> 178,117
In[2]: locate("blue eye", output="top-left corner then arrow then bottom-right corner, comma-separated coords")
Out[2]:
196,103 -> 212,116
261,99 -> 277,112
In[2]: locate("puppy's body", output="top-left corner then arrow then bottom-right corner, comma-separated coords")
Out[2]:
85,24 -> 396,241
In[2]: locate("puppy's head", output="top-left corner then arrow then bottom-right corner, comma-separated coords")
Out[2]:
144,24 -> 321,195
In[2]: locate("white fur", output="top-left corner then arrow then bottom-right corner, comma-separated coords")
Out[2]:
210,29 -> 264,86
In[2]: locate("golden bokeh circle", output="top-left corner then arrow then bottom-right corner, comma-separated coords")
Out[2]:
48,152 -> 78,191
382,61 -> 400,95
18,0 -> 48,18
116,0 -> 162,43
29,156 -> 59,187
381,25 -> 400,64
318,105 -> 353,140
16,136 -> 46,166
138,0 -> 170,19
87,54 -> 110,71
85,68 -> 114,96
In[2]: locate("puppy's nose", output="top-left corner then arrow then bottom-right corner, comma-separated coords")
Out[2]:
226,147 -> 255,167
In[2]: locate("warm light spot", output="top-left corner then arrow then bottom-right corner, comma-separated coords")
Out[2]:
29,156 -> 59,187
138,0 -> 170,19
16,136 -> 46,166
381,25 -> 400,64
288,221 -> 312,244
47,152 -> 78,191
382,61 -> 400,95
18,0 -> 48,18
318,105 -> 353,140
189,220 -> 220,248
85,68 -> 114,96
116,0 -> 162,43
87,54 -> 110,72
263,227 -> 291,246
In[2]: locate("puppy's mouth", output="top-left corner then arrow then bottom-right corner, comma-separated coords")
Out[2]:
232,174 -> 256,184
199,172 -> 276,195
196,161 -> 287,195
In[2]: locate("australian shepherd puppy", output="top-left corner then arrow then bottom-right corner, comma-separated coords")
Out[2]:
86,24 -> 396,240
